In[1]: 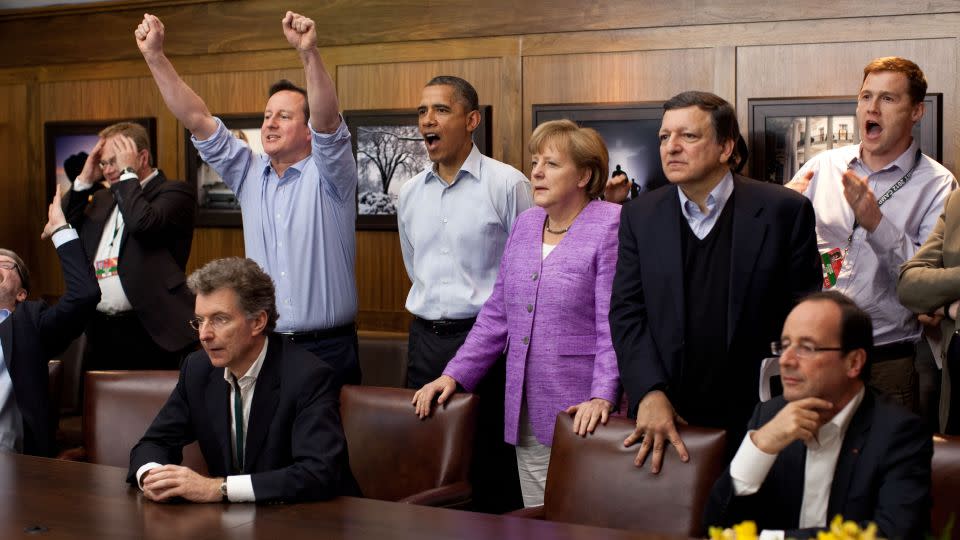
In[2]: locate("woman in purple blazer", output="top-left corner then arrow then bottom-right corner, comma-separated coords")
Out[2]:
413,119 -> 621,507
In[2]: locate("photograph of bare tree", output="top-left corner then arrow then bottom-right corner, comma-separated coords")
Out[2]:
345,107 -> 491,230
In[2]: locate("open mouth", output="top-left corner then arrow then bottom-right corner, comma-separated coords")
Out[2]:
265,134 -> 281,142
864,120 -> 882,138
423,133 -> 441,151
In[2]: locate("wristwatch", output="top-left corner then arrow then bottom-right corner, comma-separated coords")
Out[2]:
219,479 -> 228,502
120,166 -> 137,177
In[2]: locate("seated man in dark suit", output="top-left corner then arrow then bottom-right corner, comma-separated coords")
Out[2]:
0,186 -> 100,456
128,257 -> 359,503
704,291 -> 931,539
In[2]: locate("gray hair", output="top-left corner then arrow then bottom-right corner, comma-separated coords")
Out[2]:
187,257 -> 278,332
0,248 -> 29,295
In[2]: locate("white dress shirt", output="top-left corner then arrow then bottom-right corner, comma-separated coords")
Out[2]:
729,387 -> 866,530
398,144 -> 533,320
137,337 -> 269,502
75,170 -> 160,315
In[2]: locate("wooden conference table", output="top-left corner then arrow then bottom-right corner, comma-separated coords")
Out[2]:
0,454 -> 686,539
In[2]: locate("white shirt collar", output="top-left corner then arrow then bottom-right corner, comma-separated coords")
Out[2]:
677,170 -> 734,219
223,336 -> 269,385
807,385 -> 865,450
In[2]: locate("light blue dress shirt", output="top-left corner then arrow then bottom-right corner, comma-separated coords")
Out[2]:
398,145 -> 533,320
677,172 -> 735,239
193,118 -> 358,332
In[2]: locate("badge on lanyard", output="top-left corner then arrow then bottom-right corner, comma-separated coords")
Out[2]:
94,257 -> 120,280
820,248 -> 843,289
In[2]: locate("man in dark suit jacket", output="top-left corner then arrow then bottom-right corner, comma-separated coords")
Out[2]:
704,292 -> 931,539
0,187 -> 99,456
610,91 -> 821,473
128,257 -> 358,503
64,121 -> 196,370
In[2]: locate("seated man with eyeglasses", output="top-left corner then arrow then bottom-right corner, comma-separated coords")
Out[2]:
63,121 -> 197,371
704,291 -> 932,539
128,257 -> 359,503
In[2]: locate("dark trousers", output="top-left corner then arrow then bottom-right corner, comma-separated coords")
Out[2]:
85,311 -> 192,371
946,335 -> 960,434
284,328 -> 361,388
406,318 -> 522,514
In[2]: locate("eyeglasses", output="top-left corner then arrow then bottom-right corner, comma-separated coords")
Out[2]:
188,314 -> 233,332
770,341 -> 843,358
98,157 -> 118,169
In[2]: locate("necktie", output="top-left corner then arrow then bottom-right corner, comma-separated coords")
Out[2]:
232,377 -> 244,471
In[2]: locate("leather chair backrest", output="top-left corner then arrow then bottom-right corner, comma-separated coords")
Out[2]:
47,360 -> 62,436
357,331 -> 408,388
931,434 -> 960,535
340,385 -> 477,501
543,414 -> 726,536
83,371 -> 206,474
55,333 -> 87,414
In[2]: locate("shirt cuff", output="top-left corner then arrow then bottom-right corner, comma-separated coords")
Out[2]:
226,474 -> 255,502
729,430 -> 778,495
51,228 -> 79,248
118,171 -> 138,182
73,178 -> 95,191
136,462 -> 162,490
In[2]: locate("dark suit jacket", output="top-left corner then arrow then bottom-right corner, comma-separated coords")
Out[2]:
0,237 -> 99,456
703,390 -> 932,539
64,171 -> 197,352
127,335 -> 360,503
610,175 -> 821,429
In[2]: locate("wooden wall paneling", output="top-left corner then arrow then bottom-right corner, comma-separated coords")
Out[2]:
521,13 -> 960,57
1,0 -> 957,69
522,47 -> 715,173
355,231 -> 412,332
0,84 -> 32,276
736,38 -> 958,173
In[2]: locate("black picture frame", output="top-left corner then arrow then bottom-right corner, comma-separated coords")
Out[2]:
184,114 -> 265,228
344,106 -> 493,231
44,118 -> 157,204
748,94 -> 942,184
533,102 -> 669,195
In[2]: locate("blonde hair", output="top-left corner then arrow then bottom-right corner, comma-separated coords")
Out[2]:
99,122 -> 153,166
528,119 -> 609,199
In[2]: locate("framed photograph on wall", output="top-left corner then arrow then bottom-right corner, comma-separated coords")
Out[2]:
184,114 -> 263,228
533,102 -> 668,196
748,94 -> 942,184
44,117 -> 157,204
344,106 -> 492,231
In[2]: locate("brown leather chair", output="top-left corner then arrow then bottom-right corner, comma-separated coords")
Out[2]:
340,384 -> 477,506
931,433 -> 960,536
511,413 -> 726,537
357,331 -> 408,388
46,360 -> 63,437
59,370 -> 206,474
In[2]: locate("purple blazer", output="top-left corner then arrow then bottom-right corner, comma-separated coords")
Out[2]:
444,200 -> 621,446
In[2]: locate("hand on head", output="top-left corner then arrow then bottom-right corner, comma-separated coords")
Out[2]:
111,134 -> 142,172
